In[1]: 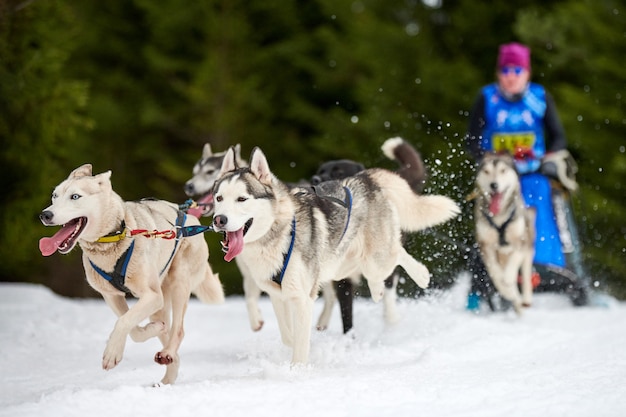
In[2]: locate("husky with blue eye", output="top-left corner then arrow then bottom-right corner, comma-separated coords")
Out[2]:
39,164 -> 224,385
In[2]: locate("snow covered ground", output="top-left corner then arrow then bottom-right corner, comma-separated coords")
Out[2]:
1,277 -> 625,417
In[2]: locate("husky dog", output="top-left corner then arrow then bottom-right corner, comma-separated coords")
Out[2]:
184,143 -> 245,218
39,164 -> 224,385
185,143 -> 269,331
313,137 -> 428,333
211,146 -> 459,364
474,152 -> 536,314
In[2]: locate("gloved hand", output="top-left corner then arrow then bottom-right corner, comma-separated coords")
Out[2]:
540,150 -> 579,191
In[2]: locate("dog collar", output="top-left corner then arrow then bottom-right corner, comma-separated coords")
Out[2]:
96,220 -> 127,243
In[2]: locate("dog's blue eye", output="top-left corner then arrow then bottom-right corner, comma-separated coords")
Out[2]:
71,194 -> 81,200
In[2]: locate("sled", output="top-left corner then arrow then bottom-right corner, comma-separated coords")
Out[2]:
532,183 -> 589,306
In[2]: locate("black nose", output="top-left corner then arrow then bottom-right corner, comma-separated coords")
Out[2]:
40,210 -> 53,224
184,183 -> 195,196
489,182 -> 498,192
213,214 -> 228,228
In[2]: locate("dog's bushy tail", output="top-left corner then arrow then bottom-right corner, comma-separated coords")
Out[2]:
381,137 -> 427,194
398,193 -> 460,231
373,169 -> 460,232
193,269 -> 225,304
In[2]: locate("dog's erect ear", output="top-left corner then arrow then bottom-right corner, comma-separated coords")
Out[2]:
249,147 -> 272,185
202,143 -> 213,158
476,152 -> 497,171
94,170 -> 112,189
219,146 -> 239,175
233,143 -> 244,166
69,164 -> 93,179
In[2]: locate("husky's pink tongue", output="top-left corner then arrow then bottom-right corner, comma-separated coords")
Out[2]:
187,194 -> 214,218
39,225 -> 75,256
489,192 -> 502,215
224,228 -> 244,262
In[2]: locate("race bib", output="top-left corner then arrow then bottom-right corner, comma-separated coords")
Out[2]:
492,132 -> 536,154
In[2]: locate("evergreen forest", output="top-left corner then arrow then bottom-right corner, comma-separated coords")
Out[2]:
1,0 -> 625,299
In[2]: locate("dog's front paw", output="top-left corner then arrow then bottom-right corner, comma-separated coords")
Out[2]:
252,320 -> 264,332
248,308 -> 265,332
102,345 -> 124,370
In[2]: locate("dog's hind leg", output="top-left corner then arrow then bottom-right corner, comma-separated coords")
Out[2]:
317,278 -> 354,333
316,282 -> 336,331
383,271 -> 400,325
192,266 -> 224,305
397,247 -> 431,289
520,254 -> 534,308
335,278 -> 354,333
154,280 -> 190,385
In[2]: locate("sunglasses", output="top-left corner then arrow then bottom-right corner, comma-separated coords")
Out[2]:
500,66 -> 525,76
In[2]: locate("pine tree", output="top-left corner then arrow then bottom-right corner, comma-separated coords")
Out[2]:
0,0 -> 91,286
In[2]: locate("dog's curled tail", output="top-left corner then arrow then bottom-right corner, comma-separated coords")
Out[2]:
381,137 -> 427,194
192,270 -> 225,304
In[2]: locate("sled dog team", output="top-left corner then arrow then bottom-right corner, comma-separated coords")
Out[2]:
40,139 -> 536,385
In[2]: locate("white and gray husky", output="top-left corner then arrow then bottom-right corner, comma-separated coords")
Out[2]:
185,139 -> 429,334
39,164 -> 224,385
474,152 -> 536,314
211,146 -> 460,364
184,143 -> 245,218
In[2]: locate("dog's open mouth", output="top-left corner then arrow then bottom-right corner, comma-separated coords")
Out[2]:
221,218 -> 253,262
187,193 -> 214,218
39,217 -> 87,256
489,192 -> 503,215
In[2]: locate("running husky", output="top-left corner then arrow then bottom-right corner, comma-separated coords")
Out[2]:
39,164 -> 224,385
474,152 -> 536,314
184,143 -> 245,218
185,143 -> 268,331
211,146 -> 460,364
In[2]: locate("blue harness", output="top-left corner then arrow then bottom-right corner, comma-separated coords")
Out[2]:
271,217 -> 296,286
271,186 -> 353,286
89,211 -> 191,294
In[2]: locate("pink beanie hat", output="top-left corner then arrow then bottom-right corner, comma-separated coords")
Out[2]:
497,42 -> 531,70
